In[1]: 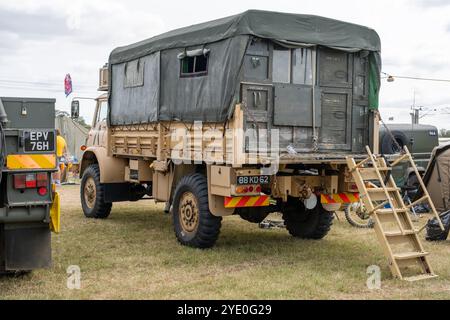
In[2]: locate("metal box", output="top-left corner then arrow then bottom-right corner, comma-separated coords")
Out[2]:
98,65 -> 109,91
0,97 -> 55,129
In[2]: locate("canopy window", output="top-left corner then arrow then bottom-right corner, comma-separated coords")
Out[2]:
273,47 -> 314,85
178,48 -> 210,77
124,59 -> 145,88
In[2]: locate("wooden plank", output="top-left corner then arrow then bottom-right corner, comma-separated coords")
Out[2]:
367,187 -> 401,193
394,252 -> 429,260
403,274 -> 438,282
376,208 -> 408,214
390,154 -> 409,167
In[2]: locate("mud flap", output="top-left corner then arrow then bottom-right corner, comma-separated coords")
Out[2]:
0,223 -> 51,272
50,192 -> 61,233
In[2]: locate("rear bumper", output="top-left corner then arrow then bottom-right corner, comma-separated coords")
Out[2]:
0,204 -> 49,223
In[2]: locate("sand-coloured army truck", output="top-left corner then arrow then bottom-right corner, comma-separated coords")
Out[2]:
75,10 -> 382,248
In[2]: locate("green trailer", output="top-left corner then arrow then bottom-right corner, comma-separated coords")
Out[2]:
0,97 -> 60,273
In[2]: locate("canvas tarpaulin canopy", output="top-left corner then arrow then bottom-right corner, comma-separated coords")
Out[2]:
108,10 -> 382,125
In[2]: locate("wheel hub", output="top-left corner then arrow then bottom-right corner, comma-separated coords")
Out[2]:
84,177 -> 96,209
179,192 -> 199,233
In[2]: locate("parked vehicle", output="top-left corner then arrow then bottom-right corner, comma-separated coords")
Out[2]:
74,10 -> 382,248
379,123 -> 439,187
0,97 -> 60,273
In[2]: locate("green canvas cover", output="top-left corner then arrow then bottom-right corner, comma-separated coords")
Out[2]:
109,10 -> 381,111
108,10 -> 382,126
110,10 -> 381,63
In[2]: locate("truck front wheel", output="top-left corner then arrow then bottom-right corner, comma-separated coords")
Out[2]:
282,198 -> 334,240
80,164 -> 112,219
172,174 -> 222,249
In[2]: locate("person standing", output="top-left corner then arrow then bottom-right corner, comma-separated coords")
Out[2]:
53,129 -> 67,185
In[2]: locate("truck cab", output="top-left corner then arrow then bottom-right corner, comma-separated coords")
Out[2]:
86,93 -> 108,148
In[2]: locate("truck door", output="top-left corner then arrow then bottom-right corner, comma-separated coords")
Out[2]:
88,99 -> 108,147
317,48 -> 353,151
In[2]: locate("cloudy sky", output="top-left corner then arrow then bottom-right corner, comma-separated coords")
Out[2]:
1,0 -> 450,128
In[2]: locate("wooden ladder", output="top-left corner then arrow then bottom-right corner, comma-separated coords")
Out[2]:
346,146 -> 444,282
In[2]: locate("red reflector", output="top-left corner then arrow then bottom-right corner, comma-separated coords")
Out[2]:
25,173 -> 37,188
36,172 -> 48,187
14,174 -> 26,189
38,187 -> 48,196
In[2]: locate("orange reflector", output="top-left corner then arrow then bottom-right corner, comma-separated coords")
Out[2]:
320,193 -> 360,204
224,195 -> 270,208
7,154 -> 56,170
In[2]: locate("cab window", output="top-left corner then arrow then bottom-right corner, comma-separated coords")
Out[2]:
96,100 -> 108,125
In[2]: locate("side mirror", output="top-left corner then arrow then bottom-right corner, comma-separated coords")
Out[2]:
71,100 -> 80,119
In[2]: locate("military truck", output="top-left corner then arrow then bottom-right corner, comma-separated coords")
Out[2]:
0,97 -> 60,272
379,123 -> 439,187
75,10 -> 382,248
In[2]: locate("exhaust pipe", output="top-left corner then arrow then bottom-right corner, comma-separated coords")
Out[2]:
0,98 -> 7,124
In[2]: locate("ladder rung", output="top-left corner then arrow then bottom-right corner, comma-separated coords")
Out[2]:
390,154 -> 410,167
367,187 -> 400,193
406,195 -> 428,209
361,167 -> 392,172
352,157 -> 371,170
369,201 -> 389,214
403,274 -> 438,282
359,168 -> 393,180
394,252 -> 429,260
375,208 -> 408,214
384,230 -> 416,237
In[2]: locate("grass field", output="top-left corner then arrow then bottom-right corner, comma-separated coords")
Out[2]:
1,184 -> 450,299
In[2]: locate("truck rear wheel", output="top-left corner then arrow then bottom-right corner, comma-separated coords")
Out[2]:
172,174 -> 222,249
282,199 -> 334,240
80,164 -> 112,219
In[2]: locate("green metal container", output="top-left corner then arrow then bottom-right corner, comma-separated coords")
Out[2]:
379,123 -> 439,186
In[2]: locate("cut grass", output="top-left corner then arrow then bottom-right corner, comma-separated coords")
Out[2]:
1,185 -> 450,299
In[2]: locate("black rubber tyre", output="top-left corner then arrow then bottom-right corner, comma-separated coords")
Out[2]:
80,164 -> 112,219
406,173 -> 419,189
282,199 -> 334,239
405,173 -> 420,199
344,202 -> 374,229
172,174 -> 222,249
381,130 -> 409,154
